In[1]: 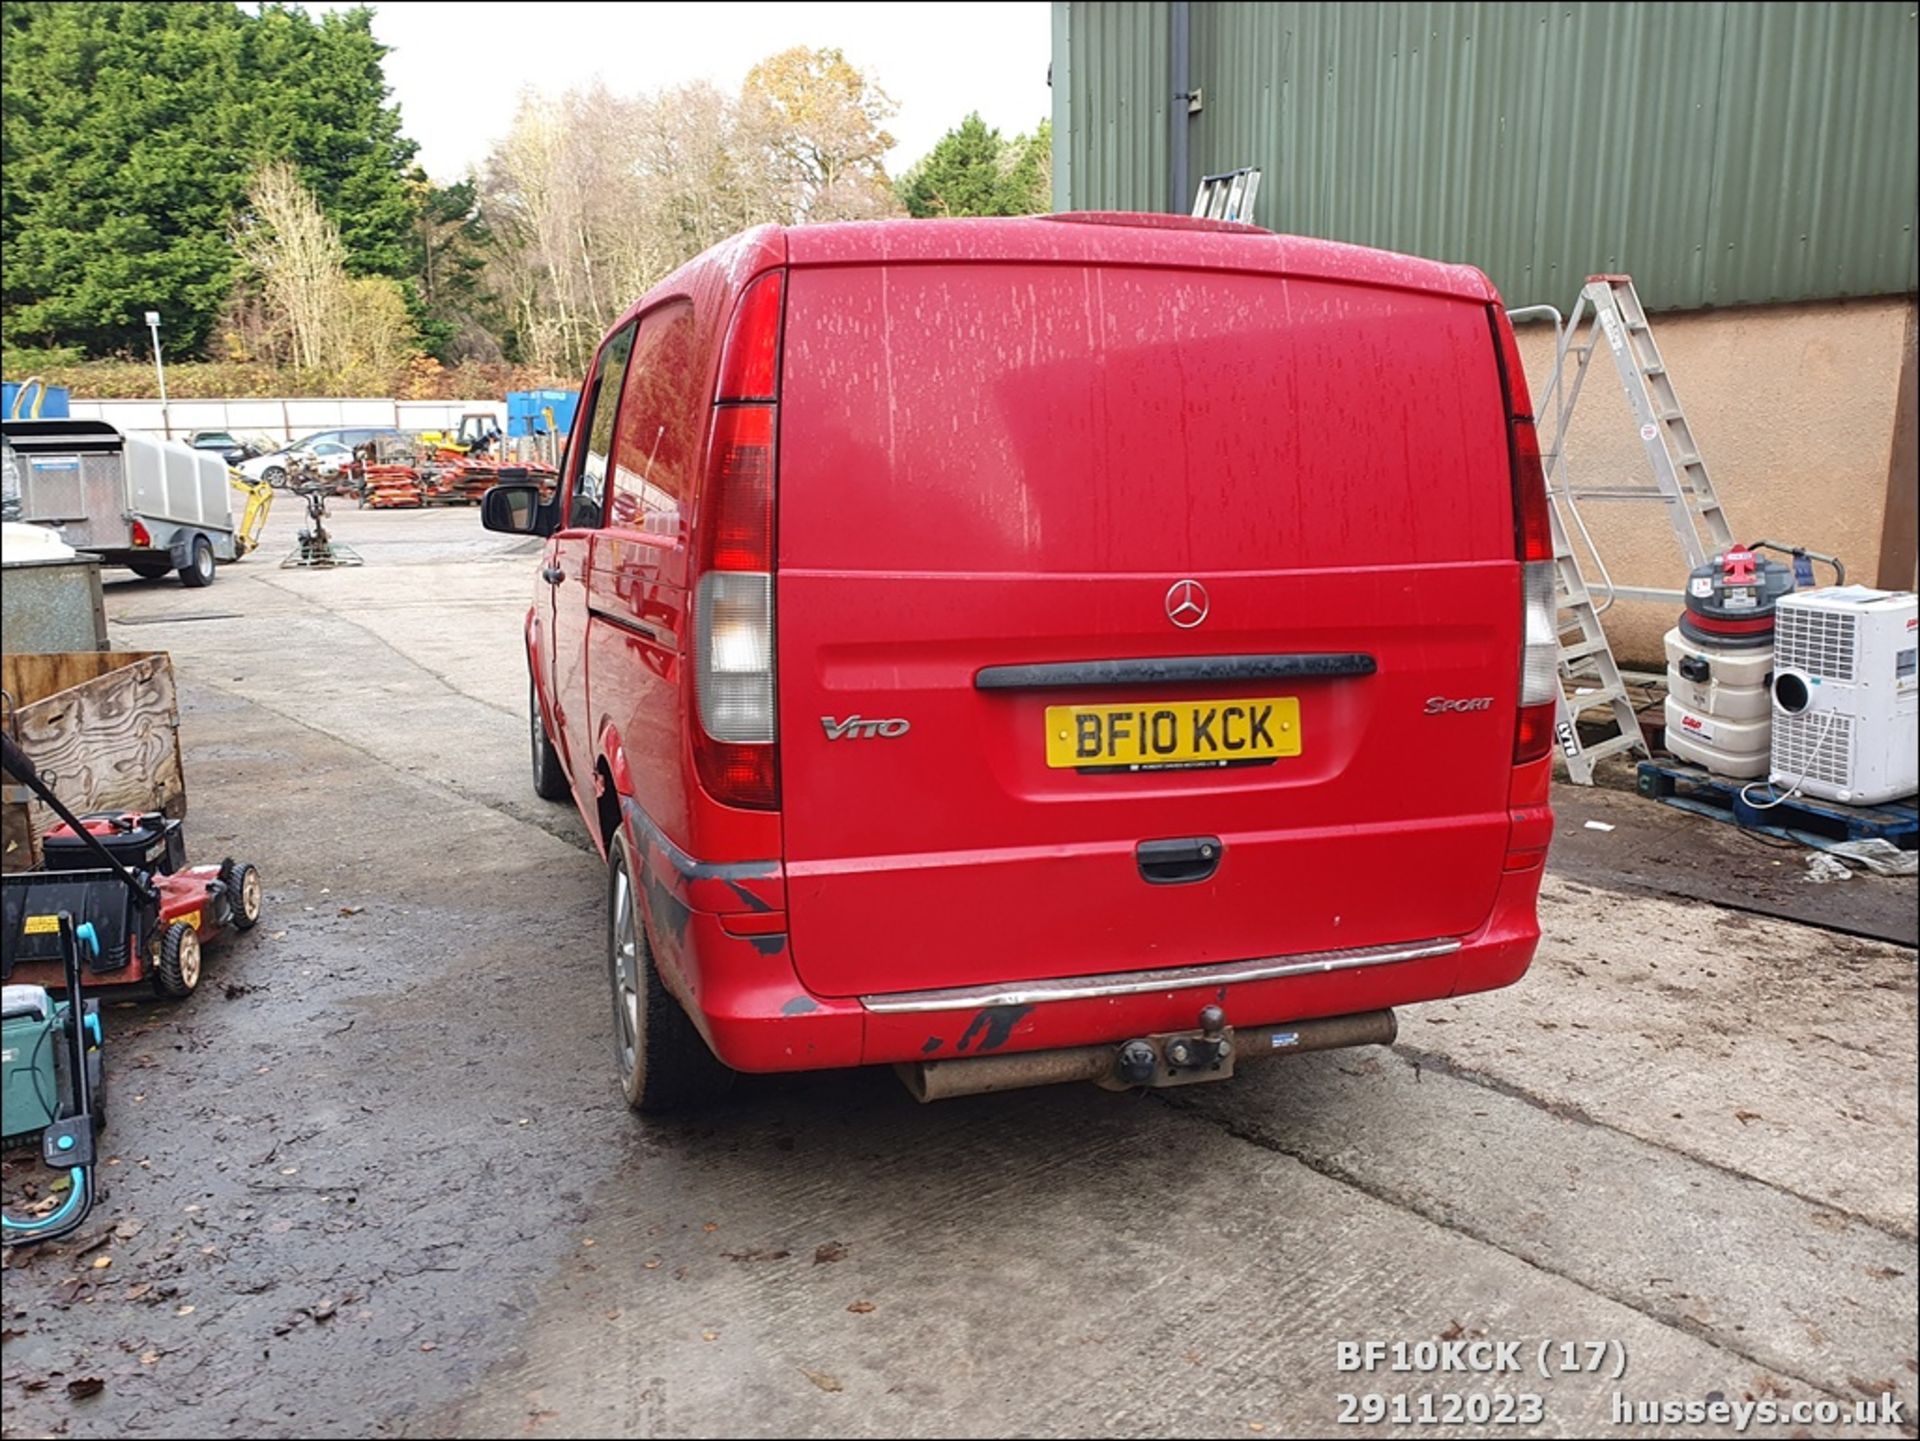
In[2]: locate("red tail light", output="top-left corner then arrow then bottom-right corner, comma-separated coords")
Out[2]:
131,520 -> 152,548
699,405 -> 774,574
1491,308 -> 1557,766
692,270 -> 785,811
716,270 -> 784,402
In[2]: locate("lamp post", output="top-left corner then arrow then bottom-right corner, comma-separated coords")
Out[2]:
145,310 -> 169,439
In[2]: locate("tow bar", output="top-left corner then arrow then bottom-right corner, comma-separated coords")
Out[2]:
896,1007 -> 1398,1103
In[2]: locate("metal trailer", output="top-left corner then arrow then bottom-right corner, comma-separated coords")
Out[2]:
0,419 -> 238,587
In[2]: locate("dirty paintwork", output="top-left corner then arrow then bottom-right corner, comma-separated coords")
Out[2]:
954,1005 -> 1037,1055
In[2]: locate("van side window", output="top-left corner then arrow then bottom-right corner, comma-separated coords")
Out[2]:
567,321 -> 636,529
608,300 -> 698,536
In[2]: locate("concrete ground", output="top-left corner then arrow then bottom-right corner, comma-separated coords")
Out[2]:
2,502 -> 1915,1439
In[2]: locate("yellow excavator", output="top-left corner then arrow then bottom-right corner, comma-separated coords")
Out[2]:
228,469 -> 274,559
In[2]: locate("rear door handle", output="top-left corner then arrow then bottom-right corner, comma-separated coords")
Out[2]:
541,564 -> 565,585
1137,836 -> 1222,886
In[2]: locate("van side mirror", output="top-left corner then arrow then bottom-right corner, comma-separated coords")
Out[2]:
481,482 -> 555,537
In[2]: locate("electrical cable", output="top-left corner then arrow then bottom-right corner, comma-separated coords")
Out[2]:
1739,709 -> 1838,811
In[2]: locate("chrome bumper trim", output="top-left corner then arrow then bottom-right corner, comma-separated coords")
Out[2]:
859,937 -> 1461,1014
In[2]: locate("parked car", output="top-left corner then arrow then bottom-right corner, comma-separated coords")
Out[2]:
241,428 -> 406,486
187,430 -> 260,466
481,215 -> 1555,1114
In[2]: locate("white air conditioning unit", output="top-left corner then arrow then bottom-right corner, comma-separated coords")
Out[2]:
1769,587 -> 1918,805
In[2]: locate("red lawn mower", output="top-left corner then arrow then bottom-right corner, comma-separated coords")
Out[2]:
1,734 -> 263,999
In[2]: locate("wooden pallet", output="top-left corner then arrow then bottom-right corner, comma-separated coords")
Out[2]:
2,650 -> 184,872
1636,759 -> 1919,851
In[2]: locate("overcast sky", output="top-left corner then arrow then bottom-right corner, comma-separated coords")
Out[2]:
343,2 -> 1054,183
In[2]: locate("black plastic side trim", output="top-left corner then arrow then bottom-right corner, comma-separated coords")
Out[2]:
974,653 -> 1376,691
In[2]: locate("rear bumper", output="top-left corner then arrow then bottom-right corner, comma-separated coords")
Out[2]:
645,847 -> 1546,1075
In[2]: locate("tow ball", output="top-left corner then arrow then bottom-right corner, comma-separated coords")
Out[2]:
1109,1005 -> 1236,1089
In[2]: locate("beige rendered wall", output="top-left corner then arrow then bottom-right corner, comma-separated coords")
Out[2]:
1512,296 -> 1911,668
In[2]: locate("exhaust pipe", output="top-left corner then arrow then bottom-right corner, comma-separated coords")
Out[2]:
896,1009 -> 1398,1103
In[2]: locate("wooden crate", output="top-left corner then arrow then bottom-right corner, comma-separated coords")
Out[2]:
1,650 -> 183,873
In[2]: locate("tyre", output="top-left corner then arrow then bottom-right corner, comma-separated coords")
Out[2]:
128,556 -> 172,580
607,830 -> 733,1114
178,534 -> 216,588
153,921 -> 202,998
220,860 -> 263,931
263,466 -> 287,488
530,679 -> 569,802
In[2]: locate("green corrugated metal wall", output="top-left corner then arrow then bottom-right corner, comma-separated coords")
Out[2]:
1053,1 -> 1919,311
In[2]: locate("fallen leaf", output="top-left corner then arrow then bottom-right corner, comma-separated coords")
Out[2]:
1865,1266 -> 1904,1280
801,1368 -> 843,1393
642,1257 -> 662,1270
1438,1320 -> 1464,1341
846,1301 -> 875,1315
337,906 -> 363,917
813,1242 -> 848,1265
124,1283 -> 152,1301
0,1327 -> 25,1343
701,1330 -> 720,1342
1735,1109 -> 1763,1125
175,1304 -> 195,1317
91,1256 -> 113,1270
140,1351 -> 159,1366
280,1166 -> 298,1176
67,1376 -> 105,1398
113,1220 -> 144,1241
269,930 -> 287,940
419,1341 -> 438,1352
702,1222 -> 718,1233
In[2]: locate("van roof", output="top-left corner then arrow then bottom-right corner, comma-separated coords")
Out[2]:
787,213 -> 1496,303
625,213 -> 1498,340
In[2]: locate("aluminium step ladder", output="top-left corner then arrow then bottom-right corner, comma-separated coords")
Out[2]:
1550,276 -> 1737,593
1512,275 -> 1738,783
1544,498 -> 1648,783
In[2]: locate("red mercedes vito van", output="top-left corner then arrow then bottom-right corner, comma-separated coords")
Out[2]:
482,213 -> 1554,1113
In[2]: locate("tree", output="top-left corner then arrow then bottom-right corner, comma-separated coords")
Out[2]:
900,114 -> 1052,218
231,161 -> 416,376
234,161 -> 346,370
742,47 -> 902,221
1,1 -> 417,357
411,177 -> 499,362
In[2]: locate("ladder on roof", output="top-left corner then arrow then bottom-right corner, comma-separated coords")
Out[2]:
1192,168 -> 1261,223
1512,275 -> 1738,783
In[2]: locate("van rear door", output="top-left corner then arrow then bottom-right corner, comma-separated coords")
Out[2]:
774,246 -> 1520,1000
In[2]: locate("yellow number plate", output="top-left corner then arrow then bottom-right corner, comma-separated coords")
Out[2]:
24,914 -> 60,936
1044,696 -> 1301,771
